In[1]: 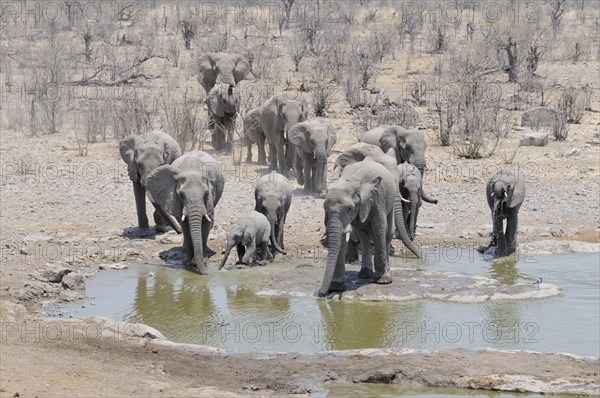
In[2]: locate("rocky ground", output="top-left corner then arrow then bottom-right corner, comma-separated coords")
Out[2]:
0,102 -> 599,396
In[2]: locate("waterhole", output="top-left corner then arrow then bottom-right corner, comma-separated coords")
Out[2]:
60,250 -> 599,357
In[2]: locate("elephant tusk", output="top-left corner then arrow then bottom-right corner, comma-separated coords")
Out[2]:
400,195 -> 410,203
205,214 -> 212,223
504,191 -> 508,198
345,232 -> 350,242
490,191 -> 495,197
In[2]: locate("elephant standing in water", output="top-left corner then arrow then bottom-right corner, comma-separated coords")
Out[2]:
119,130 -> 182,233
219,211 -> 283,269
145,150 -> 225,274
288,120 -> 337,197
259,94 -> 308,174
397,163 -> 423,240
255,171 -> 292,258
360,125 -> 438,204
196,52 -> 249,151
478,168 -> 526,258
319,157 -> 397,297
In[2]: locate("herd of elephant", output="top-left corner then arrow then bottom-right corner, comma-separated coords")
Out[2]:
118,52 -> 526,297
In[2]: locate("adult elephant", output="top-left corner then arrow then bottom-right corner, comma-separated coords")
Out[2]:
478,168 -> 526,258
332,143 -> 420,257
196,53 -> 249,151
360,125 -> 438,204
207,83 -> 240,151
259,94 -> 308,174
397,163 -> 422,240
255,171 -> 292,258
119,130 -> 182,233
319,157 -> 397,297
288,120 -> 336,197
242,106 -> 267,164
145,150 -> 225,274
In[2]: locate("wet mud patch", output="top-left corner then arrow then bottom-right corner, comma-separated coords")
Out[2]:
256,265 -> 561,302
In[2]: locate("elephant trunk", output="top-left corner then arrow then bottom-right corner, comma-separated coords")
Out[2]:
394,195 -> 420,257
187,208 -> 208,275
268,217 -> 286,255
409,191 -> 419,240
318,212 -> 342,296
219,241 -> 235,270
414,161 -> 438,204
315,152 -> 327,195
217,74 -> 236,87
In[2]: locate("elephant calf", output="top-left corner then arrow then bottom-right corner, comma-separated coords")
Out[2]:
255,171 -> 292,257
119,130 -> 182,233
219,211 -> 277,269
288,120 -> 337,197
478,168 -> 526,258
145,150 -> 225,274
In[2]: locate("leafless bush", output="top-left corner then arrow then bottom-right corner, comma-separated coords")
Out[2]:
410,79 -> 428,106
344,75 -> 368,109
82,100 -> 108,143
166,37 -> 181,67
376,102 -> 422,128
248,45 -> 279,80
109,91 -> 153,139
427,19 -> 449,54
310,82 -> 337,117
160,88 -> 207,151
368,24 -> 396,61
553,112 -> 569,141
349,36 -> 380,88
557,85 -> 590,124
287,36 -> 307,72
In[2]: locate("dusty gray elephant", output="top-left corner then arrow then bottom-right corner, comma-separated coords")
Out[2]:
397,163 -> 422,241
196,53 -> 249,151
119,130 -> 182,233
207,82 -> 240,151
331,143 -> 420,257
219,211 -> 278,269
288,120 -> 336,197
259,94 -> 308,174
145,150 -> 225,274
478,168 -> 526,258
360,125 -> 438,204
255,171 -> 292,257
319,157 -> 397,297
242,107 -> 267,164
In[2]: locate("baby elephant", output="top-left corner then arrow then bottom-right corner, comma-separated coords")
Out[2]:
219,211 -> 279,269
478,167 -> 526,258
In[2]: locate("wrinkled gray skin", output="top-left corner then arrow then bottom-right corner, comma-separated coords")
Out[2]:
145,150 -> 225,274
219,211 -> 275,269
360,125 -> 438,204
196,52 -> 249,152
319,158 -> 397,297
207,83 -> 240,152
478,168 -> 526,258
255,171 -> 292,258
397,163 -> 423,241
288,120 -> 337,197
331,143 -> 420,257
242,107 -> 267,164
119,130 -> 182,233
259,94 -> 308,174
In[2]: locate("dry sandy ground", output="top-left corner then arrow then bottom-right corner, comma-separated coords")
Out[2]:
0,97 -> 599,395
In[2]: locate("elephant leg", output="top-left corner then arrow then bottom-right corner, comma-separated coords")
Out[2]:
236,244 -> 246,264
302,154 -> 312,194
241,240 -> 256,264
202,216 -> 215,257
278,215 -> 286,250
133,181 -> 149,230
346,237 -> 359,263
257,135 -> 267,165
153,210 -> 167,232
181,218 -> 193,263
373,226 -> 392,284
245,143 -> 253,163
260,241 -> 273,263
276,141 -> 287,175
268,143 -> 277,168
329,236 -> 348,292
506,208 -> 519,255
493,216 -> 508,257
356,229 -> 374,279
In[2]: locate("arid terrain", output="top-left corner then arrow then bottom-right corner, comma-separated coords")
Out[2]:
1,0 -> 599,396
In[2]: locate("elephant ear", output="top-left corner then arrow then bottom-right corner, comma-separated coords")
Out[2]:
380,127 -> 399,162
287,122 -> 309,148
231,54 -> 249,84
358,176 -> 382,223
207,86 -> 225,118
145,165 -> 183,218
508,172 -> 526,208
119,135 -> 142,182
196,53 -> 219,92
326,124 -> 337,154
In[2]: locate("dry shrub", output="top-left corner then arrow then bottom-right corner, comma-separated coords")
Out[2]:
82,99 -> 108,143
159,88 -> 207,151
109,90 -> 153,139
557,85 -> 590,124
310,82 -> 337,117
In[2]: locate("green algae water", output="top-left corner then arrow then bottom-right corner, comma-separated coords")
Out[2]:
60,250 -> 599,357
